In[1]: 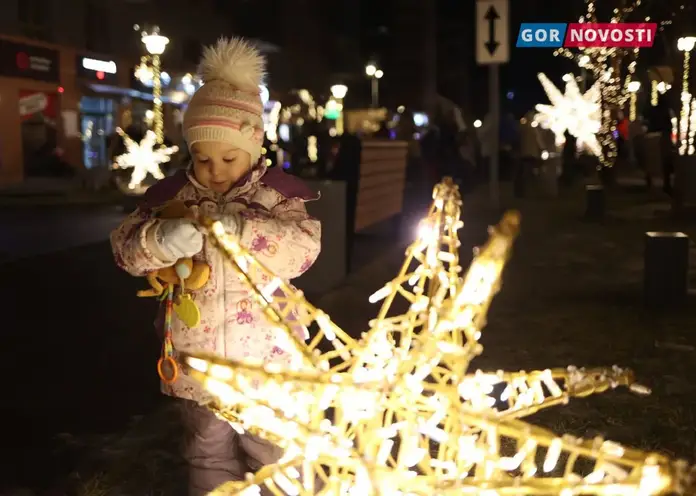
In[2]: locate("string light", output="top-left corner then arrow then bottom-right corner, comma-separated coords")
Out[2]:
677,37 -> 696,156
689,98 -> 696,155
554,0 -> 643,168
307,136 -> 318,163
140,27 -> 169,146
535,73 -> 602,156
179,178 -> 694,495
112,127 -> 178,190
151,55 -> 163,145
628,81 -> 641,121
264,101 -> 281,143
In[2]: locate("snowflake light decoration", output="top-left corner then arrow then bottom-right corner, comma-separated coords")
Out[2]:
535,73 -> 602,157
178,179 -> 694,495
112,127 -> 178,190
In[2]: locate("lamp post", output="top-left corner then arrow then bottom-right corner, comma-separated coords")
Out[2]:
627,81 -> 641,122
330,84 -> 348,135
365,63 -> 383,108
139,26 -> 169,145
677,37 -> 696,155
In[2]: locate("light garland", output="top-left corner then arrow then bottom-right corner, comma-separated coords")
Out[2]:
112,128 -> 178,190
307,136 -> 318,163
297,89 -> 318,121
178,178 -> 694,495
628,81 -> 641,121
553,0 -> 644,168
689,98 -> 696,155
678,37 -> 696,156
151,52 -> 164,145
650,81 -> 671,107
535,73 -> 602,156
678,92 -> 692,156
136,26 -> 169,146
264,101 -> 282,143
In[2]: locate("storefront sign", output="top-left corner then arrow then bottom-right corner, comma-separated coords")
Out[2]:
0,40 -> 60,83
19,90 -> 58,128
19,92 -> 48,118
76,55 -> 118,83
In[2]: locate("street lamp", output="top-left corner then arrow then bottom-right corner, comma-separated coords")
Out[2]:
627,81 -> 641,122
677,36 -> 696,155
365,63 -> 383,108
330,84 -> 348,135
139,26 -> 169,145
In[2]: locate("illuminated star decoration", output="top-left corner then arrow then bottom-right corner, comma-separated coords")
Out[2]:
535,72 -> 602,157
180,179 -> 694,495
112,127 -> 178,191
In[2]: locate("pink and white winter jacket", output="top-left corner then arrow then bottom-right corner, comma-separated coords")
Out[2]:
110,162 -> 321,403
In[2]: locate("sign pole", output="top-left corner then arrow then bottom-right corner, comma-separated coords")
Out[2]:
489,64 -> 500,207
476,0 -> 508,209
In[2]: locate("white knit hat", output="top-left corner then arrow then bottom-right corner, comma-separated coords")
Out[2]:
183,38 -> 265,162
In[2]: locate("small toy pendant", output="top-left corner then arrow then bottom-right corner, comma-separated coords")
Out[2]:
174,293 -> 201,328
158,356 -> 179,384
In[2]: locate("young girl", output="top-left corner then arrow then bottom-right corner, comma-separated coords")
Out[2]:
110,38 -> 321,495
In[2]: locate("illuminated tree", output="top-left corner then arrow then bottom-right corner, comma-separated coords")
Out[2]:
554,0 -> 646,168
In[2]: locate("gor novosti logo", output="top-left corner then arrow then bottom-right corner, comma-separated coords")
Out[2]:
517,23 -> 656,48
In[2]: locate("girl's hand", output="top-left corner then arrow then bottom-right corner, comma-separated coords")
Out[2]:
155,219 -> 204,261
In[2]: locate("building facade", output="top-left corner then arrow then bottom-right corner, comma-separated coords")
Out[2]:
0,0 -> 354,185
369,0 -> 473,117
0,34 -> 135,185
0,0 -> 260,185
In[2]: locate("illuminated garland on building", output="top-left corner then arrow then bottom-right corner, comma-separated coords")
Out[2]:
178,178 -> 694,495
554,0 -> 644,168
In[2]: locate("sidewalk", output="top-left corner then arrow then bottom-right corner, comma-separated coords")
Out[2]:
6,180 -> 696,494
0,190 -> 124,207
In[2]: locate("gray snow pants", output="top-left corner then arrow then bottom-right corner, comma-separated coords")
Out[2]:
180,400 -> 283,496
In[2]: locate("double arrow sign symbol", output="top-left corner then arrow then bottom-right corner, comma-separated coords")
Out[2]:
484,5 -> 500,55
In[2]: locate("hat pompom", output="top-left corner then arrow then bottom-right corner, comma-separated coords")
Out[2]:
198,37 -> 265,91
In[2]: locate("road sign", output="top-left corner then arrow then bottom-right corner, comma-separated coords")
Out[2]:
476,0 -> 509,65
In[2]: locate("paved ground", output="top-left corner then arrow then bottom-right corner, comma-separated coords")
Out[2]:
0,205 -> 125,261
0,194 -> 420,492
4,179 -> 696,494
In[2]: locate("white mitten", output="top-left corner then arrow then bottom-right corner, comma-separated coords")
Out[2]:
218,214 -> 242,237
150,219 -> 204,261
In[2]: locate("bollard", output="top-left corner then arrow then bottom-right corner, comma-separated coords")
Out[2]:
644,231 -> 689,308
539,157 -> 559,197
584,184 -> 605,220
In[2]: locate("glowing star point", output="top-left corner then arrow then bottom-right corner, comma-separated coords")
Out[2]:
170,178 -> 694,496
535,72 -> 602,157
113,128 -> 178,190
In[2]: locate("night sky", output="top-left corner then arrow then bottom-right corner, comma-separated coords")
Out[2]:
359,0 -> 692,119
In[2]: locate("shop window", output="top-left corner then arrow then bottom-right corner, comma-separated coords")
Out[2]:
80,96 -> 116,169
19,90 -> 73,177
79,97 -> 114,114
18,0 -> 52,41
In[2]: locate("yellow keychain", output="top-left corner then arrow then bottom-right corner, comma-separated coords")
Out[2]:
173,262 -> 201,328
174,294 -> 201,328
